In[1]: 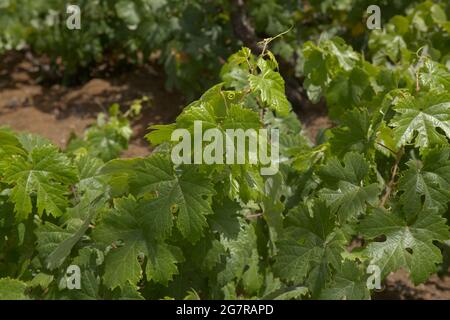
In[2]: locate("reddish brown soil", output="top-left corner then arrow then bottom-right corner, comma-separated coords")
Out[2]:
0,52 -> 184,157
1,51 -> 449,300
374,269 -> 450,300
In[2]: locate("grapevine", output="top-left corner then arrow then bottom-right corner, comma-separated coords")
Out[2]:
0,0 -> 449,300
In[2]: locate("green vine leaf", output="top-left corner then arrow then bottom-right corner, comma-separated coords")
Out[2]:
321,181 -> 380,223
93,196 -> 184,289
359,208 -> 449,284
3,144 -> 77,220
0,278 -> 28,300
249,59 -> 290,116
399,148 -> 450,215
318,153 -> 380,222
274,201 -> 346,297
128,155 -> 215,243
319,260 -> 370,300
390,93 -> 450,149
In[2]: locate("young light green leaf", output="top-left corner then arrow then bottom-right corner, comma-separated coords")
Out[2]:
249,59 -> 290,116
0,278 -> 28,300
4,144 -> 77,219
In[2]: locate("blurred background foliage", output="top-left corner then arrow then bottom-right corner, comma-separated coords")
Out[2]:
0,0 -> 448,100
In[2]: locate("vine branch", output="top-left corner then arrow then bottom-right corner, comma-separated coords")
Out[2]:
228,0 -> 312,111
379,148 -> 404,208
229,0 -> 262,54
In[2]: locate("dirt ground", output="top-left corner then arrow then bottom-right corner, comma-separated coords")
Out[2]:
1,51 -> 449,300
373,269 -> 450,300
0,52 -> 184,157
